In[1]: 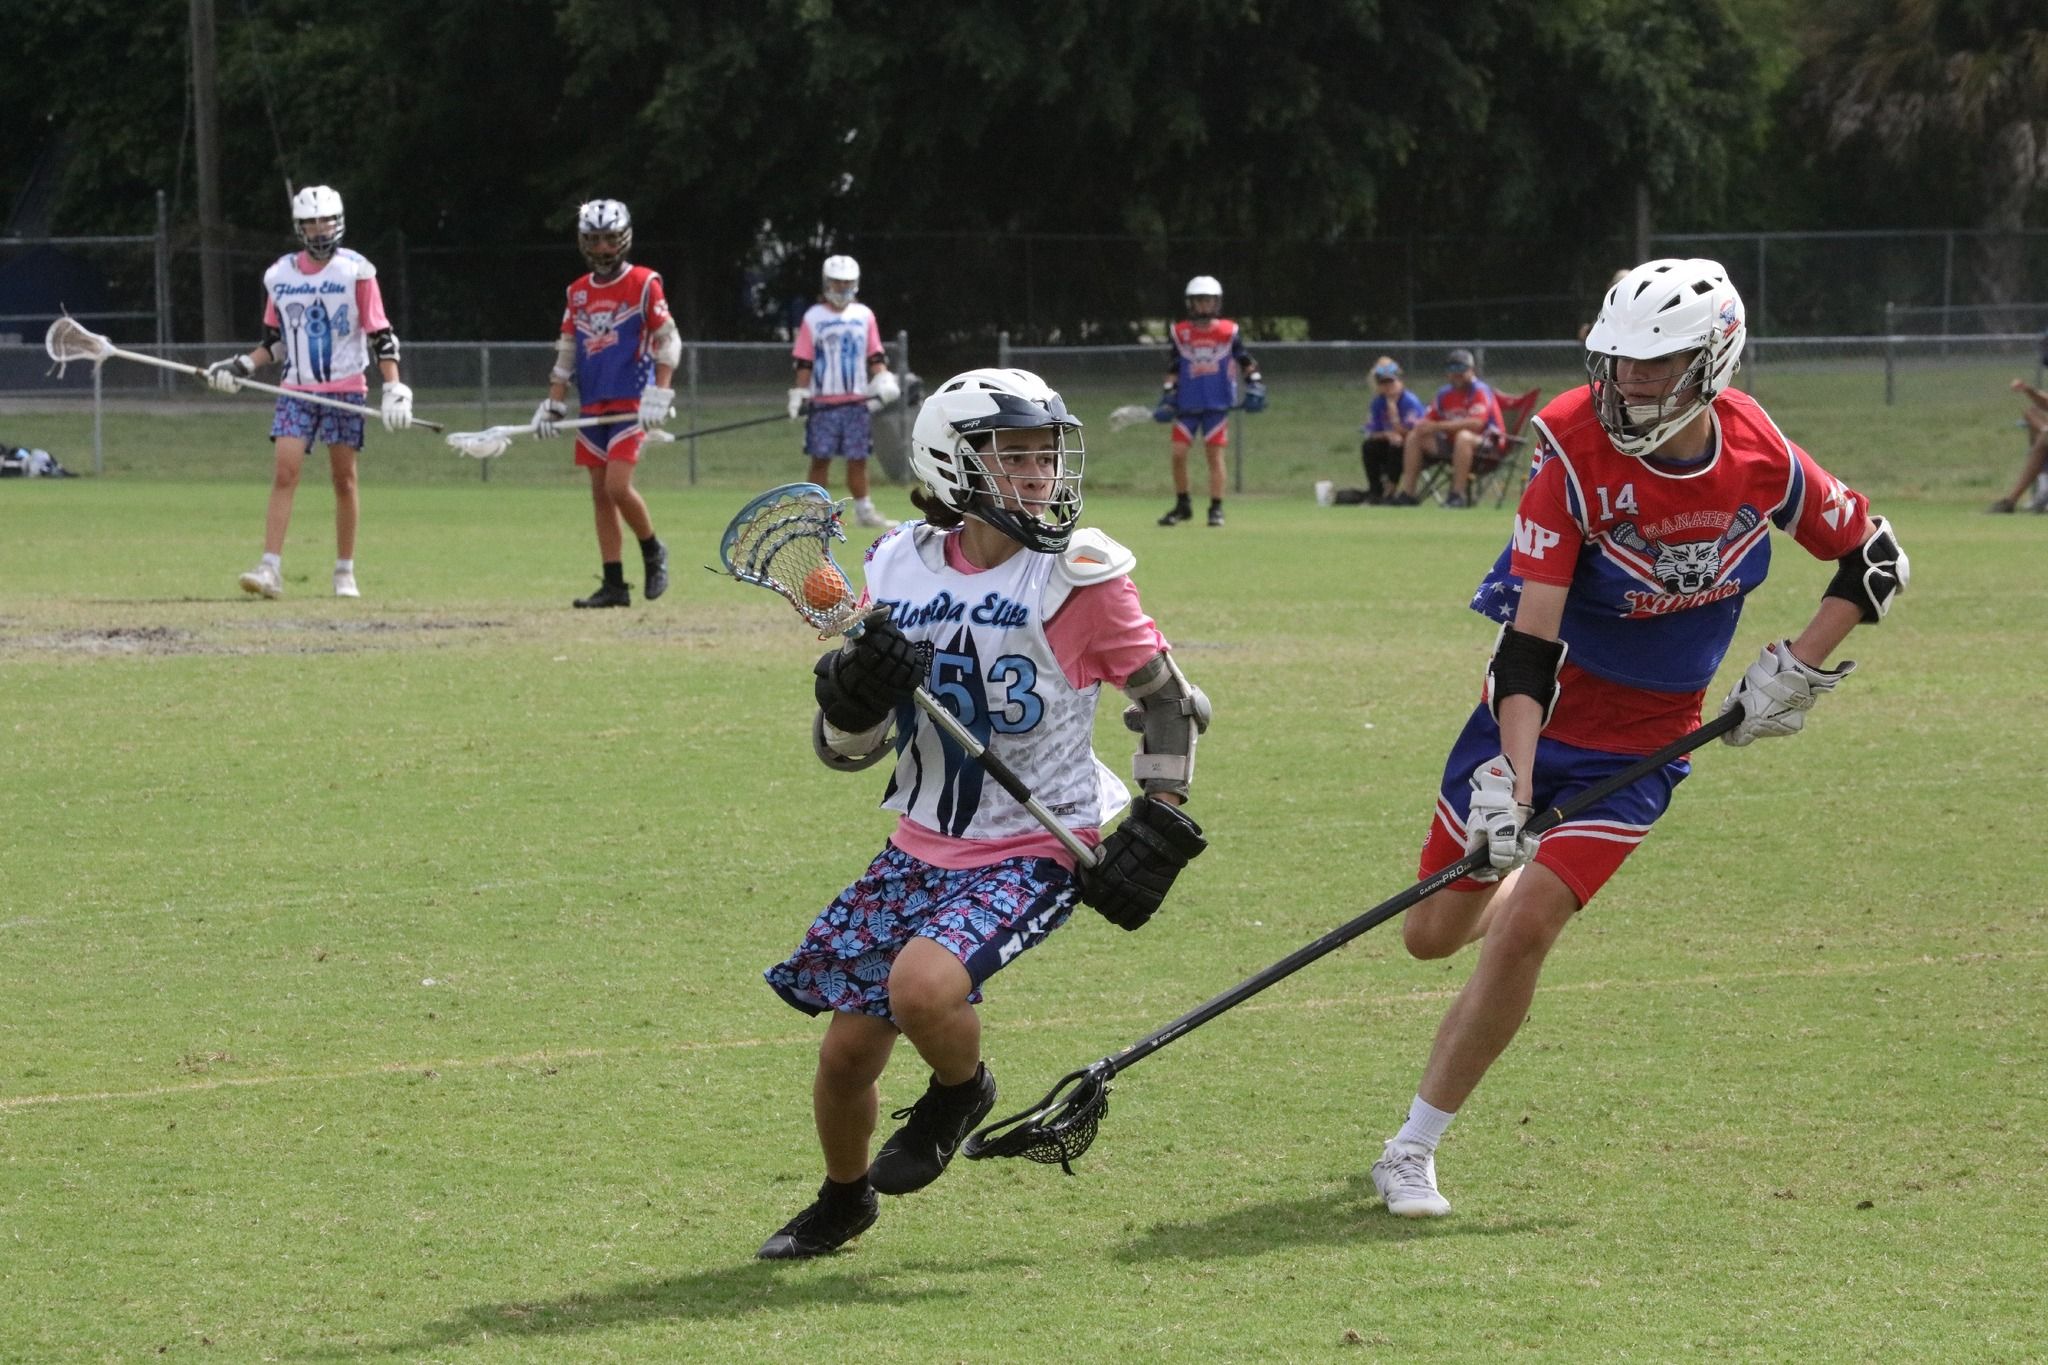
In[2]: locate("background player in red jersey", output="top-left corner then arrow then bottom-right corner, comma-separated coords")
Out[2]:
533,200 -> 678,608
1368,259 -> 1909,1218
1155,276 -> 1265,528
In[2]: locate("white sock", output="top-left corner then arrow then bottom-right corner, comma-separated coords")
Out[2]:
855,496 -> 876,510
1394,1095 -> 1456,1151
260,552 -> 281,571
335,558 -> 354,573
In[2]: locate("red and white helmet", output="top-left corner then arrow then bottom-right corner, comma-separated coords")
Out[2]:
577,199 -> 633,277
291,185 -> 344,261
1584,258 -> 1747,457
823,255 -> 860,307
910,368 -> 1085,553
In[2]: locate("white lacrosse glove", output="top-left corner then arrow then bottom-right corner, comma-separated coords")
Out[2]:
1465,753 -> 1538,882
205,356 -> 253,394
533,397 -> 568,439
638,383 -> 674,431
787,387 -> 809,420
1720,640 -> 1856,747
864,369 -> 901,413
379,381 -> 415,432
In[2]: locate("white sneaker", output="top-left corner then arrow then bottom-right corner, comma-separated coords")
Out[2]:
333,568 -> 359,598
1371,1139 -> 1452,1217
239,563 -> 283,599
854,504 -> 897,529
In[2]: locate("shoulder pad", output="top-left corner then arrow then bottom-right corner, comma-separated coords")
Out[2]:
901,521 -> 947,572
1054,528 -> 1136,587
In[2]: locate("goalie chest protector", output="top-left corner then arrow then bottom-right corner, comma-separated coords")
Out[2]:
865,525 -> 1128,841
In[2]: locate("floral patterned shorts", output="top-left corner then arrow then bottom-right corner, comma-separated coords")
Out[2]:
270,393 -> 367,448
764,843 -> 1077,1019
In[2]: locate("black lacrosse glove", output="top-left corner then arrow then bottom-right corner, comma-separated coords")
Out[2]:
813,617 -> 925,733
1080,798 -> 1208,931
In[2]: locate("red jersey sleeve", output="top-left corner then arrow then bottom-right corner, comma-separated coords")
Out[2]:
1507,451 -> 1585,586
1783,442 -> 1871,560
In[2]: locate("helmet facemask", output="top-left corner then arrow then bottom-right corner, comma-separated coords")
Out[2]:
823,275 -> 858,307
1187,293 -> 1221,320
579,228 -> 631,279
296,216 -> 343,262
943,420 -> 1085,553
1586,346 -> 1715,458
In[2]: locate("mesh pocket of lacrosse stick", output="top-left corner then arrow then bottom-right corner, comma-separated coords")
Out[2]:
44,315 -> 114,377
963,1067 -> 1112,1174
717,482 -> 863,635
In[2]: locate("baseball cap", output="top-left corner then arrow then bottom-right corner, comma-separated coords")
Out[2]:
1372,359 -> 1402,379
1444,348 -> 1476,371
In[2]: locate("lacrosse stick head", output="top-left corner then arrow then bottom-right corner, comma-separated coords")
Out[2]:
963,1063 -> 1113,1175
1107,404 -> 1154,433
718,482 -> 864,635
444,428 -> 513,460
44,315 -> 113,375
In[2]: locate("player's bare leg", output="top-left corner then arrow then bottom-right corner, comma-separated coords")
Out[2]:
1400,871 -> 1521,960
601,459 -> 654,542
813,1011 -> 898,1181
1160,439 -> 1196,524
806,455 -> 833,488
846,457 -> 872,502
588,464 -> 624,562
1415,862 -> 1580,1114
327,444 -> 359,561
263,437 -> 309,555
868,939 -> 997,1195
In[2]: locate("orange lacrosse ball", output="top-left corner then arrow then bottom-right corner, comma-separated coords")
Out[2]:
802,563 -> 848,611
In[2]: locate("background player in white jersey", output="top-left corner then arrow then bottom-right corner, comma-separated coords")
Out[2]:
205,186 -> 414,599
532,200 -> 678,609
1369,259 -> 1908,1219
757,369 -> 1211,1259
789,256 -> 902,528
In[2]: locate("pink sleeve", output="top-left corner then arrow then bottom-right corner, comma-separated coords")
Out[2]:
355,276 -> 391,333
1044,577 -> 1168,690
865,313 -> 884,358
263,296 -> 279,327
791,315 -> 814,362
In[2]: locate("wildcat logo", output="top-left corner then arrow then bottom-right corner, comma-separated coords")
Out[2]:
1607,504 -> 1763,613
580,306 -> 620,355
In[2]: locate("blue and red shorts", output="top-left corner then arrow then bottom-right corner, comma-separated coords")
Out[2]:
1418,704 -> 1691,907
270,392 -> 367,449
764,843 -> 1078,1020
1172,409 -> 1230,447
804,401 -> 873,460
574,415 -> 647,468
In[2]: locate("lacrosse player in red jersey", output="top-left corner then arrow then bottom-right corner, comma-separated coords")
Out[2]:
1155,275 -> 1264,528
532,199 -> 679,608
756,368 -> 1211,1259
205,185 -> 412,600
1370,259 -> 1908,1218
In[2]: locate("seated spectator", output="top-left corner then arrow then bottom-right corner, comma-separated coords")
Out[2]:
1987,375 -> 2048,513
1388,347 -> 1504,508
1347,356 -> 1425,504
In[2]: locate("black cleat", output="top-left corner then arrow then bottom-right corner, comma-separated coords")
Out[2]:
643,540 -> 670,600
574,580 -> 632,609
868,1065 -> 998,1196
756,1179 -> 879,1260
1206,504 -> 1225,527
1157,501 -> 1193,527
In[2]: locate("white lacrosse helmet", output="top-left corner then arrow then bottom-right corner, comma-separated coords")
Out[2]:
1185,275 -> 1223,318
1584,258 -> 1747,457
577,199 -> 633,276
822,255 -> 860,306
291,185 -> 345,261
910,368 -> 1085,553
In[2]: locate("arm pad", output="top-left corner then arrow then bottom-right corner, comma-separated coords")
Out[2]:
650,319 -> 682,370
368,328 -> 401,363
1120,651 -> 1210,799
811,710 -> 893,771
1824,514 -> 1908,623
1484,625 -> 1567,727
550,335 -> 577,385
260,325 -> 285,364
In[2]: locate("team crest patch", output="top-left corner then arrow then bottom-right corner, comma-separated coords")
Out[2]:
1604,504 -> 1765,611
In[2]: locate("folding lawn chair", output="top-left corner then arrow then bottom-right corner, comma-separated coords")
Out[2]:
1420,386 -> 1542,507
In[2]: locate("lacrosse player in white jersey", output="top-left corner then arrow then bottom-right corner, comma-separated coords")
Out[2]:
205,186 -> 414,599
790,255 -> 902,527
757,368 -> 1212,1259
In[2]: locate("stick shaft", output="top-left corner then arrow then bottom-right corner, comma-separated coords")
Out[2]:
909,689 -> 1100,869
671,411 -> 787,441
1093,707 -> 1743,1077
99,342 -> 445,433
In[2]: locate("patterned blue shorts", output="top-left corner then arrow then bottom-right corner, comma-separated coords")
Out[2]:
764,844 -> 1078,1019
804,402 -> 873,460
270,393 -> 367,449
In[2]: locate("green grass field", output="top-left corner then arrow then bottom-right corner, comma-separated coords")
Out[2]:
1,390 -> 2043,1361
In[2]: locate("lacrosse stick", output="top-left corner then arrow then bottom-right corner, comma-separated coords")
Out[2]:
1107,405 -> 1157,433
44,315 -> 445,433
445,410 -> 786,460
717,482 -> 1100,870
965,704 -> 1747,1173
